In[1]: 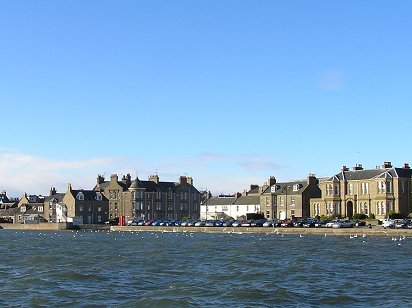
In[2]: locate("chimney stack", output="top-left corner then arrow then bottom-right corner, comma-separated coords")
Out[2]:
404,163 -> 410,169
97,175 -> 105,184
149,175 -> 159,184
307,174 -> 317,185
353,164 -> 363,171
268,176 -> 276,186
342,165 -> 349,172
383,161 -> 392,168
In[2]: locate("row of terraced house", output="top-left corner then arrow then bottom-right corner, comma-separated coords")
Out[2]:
1,161 -> 412,225
0,174 -> 201,225
201,161 -> 412,221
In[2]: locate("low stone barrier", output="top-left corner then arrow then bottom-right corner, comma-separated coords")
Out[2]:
0,223 -> 70,231
110,225 -> 412,237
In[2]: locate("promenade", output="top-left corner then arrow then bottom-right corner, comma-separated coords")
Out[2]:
110,225 -> 412,237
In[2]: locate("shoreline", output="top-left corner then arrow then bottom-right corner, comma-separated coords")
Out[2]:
2,223 -> 411,237
110,225 -> 412,237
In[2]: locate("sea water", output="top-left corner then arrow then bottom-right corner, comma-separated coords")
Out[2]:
1,229 -> 411,307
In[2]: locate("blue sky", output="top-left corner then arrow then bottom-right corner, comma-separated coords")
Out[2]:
1,1 -> 411,197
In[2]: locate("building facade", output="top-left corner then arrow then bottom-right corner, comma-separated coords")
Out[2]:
95,174 -> 201,222
261,174 -> 321,220
310,162 -> 412,219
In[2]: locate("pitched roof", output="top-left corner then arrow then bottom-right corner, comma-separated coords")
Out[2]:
203,196 -> 236,206
44,193 -> 66,203
263,180 -> 308,194
330,167 -> 412,181
69,190 -> 108,201
233,195 -> 260,205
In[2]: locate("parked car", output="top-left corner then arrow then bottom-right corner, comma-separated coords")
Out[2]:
204,220 -> 215,227
214,220 -> 224,227
382,219 -> 396,229
194,221 -> 205,227
325,220 -> 338,228
395,220 -> 408,229
354,220 -> 366,227
280,220 -> 294,227
332,220 -> 353,228
262,220 -> 274,227
303,219 -> 317,228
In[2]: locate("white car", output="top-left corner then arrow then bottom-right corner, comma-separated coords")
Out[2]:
382,219 -> 396,229
332,220 -> 353,228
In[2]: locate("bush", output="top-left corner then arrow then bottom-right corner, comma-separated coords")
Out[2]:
387,211 -> 402,219
353,213 -> 368,220
368,213 -> 376,220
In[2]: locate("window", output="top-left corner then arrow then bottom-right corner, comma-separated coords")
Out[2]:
291,197 -> 295,206
290,209 -> 295,216
326,184 -> 333,196
88,206 -> 91,212
156,202 -> 161,211
79,206 -> 83,212
293,184 -> 300,192
98,206 -> 101,212
280,197 -> 284,206
377,181 -> 386,194
222,205 -> 228,211
38,205 -> 44,212
97,215 -> 102,223
386,182 -> 392,193
349,184 -> 353,195
334,185 -> 339,195
96,193 -> 102,201
76,192 -> 84,201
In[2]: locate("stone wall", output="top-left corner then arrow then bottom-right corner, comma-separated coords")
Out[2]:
0,223 -> 70,230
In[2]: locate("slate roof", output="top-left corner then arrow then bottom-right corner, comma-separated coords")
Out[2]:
329,167 -> 412,181
0,207 -> 19,216
262,181 -> 308,194
233,195 -> 260,205
203,196 -> 236,206
44,193 -> 66,203
69,190 -> 108,201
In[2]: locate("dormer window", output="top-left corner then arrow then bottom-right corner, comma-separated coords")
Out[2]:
21,206 -> 26,212
76,192 -> 84,201
95,193 -> 102,201
293,184 -> 301,192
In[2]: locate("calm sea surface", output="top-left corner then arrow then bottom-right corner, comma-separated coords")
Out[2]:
1,229 -> 412,307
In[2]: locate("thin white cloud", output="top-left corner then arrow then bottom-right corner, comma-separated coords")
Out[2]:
317,69 -> 344,90
0,149 -> 124,197
0,149 -> 284,198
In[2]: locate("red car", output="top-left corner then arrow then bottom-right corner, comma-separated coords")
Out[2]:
280,220 -> 294,227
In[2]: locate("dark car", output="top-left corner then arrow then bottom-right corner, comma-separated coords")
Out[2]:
105,217 -> 119,225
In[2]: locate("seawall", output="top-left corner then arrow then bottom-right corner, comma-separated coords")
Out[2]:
0,223 -> 70,231
110,225 -> 412,237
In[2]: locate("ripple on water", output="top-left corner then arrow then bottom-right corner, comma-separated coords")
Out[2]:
2,230 -> 412,306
